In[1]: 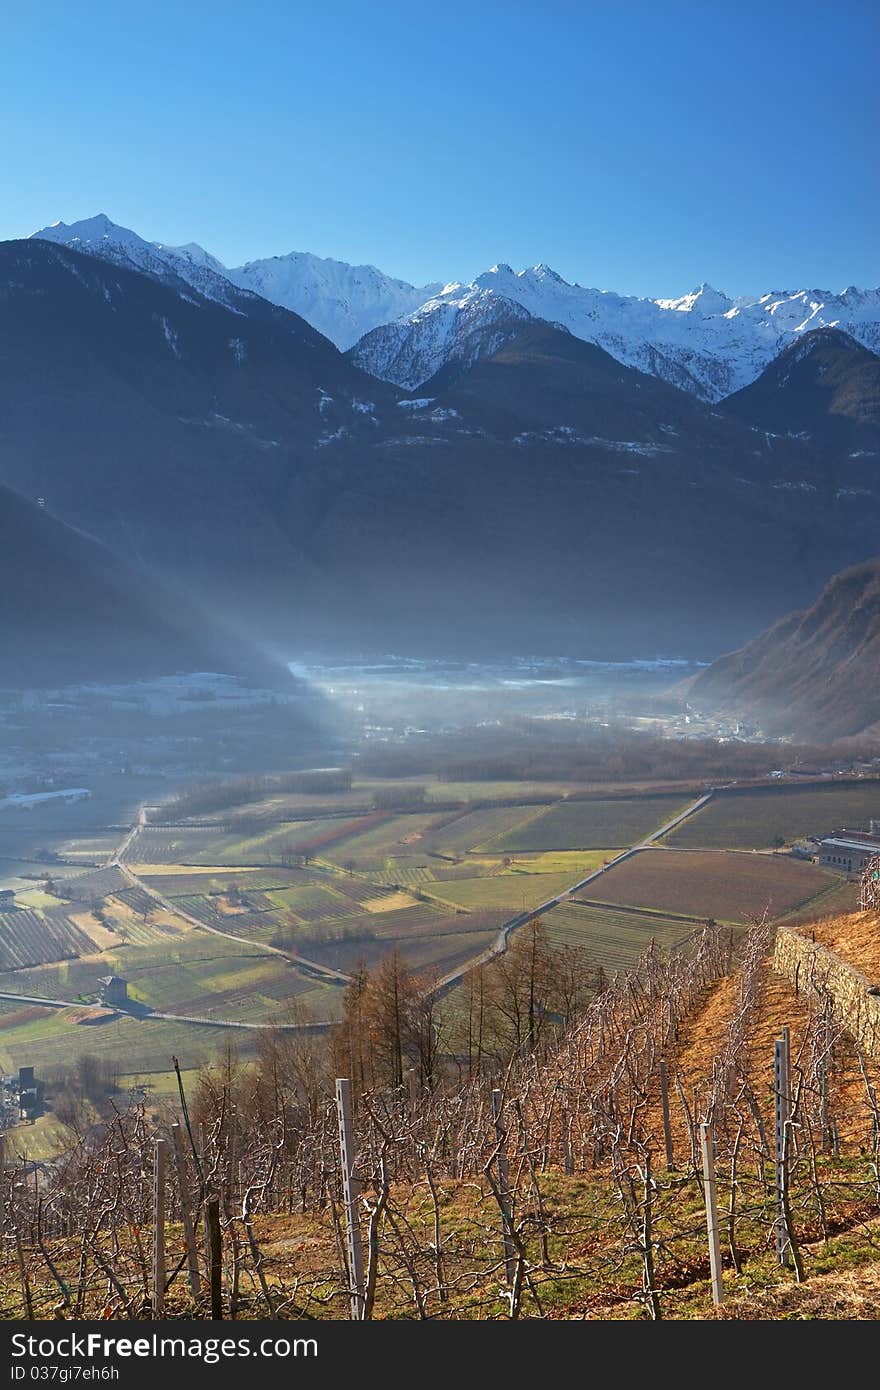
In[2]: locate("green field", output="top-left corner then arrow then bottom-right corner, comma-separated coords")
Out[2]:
322,812 -> 450,870
133,817 -> 372,866
424,868 -> 586,913
427,805 -> 550,854
489,796 -> 689,851
0,1006 -> 264,1078
581,848 -> 833,922
666,783 -> 880,850
0,925 -> 341,1020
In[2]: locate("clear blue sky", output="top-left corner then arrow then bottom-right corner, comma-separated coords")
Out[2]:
1,0 -> 877,296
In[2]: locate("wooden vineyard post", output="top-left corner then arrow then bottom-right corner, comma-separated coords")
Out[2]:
206,1197 -> 223,1319
335,1078 -> 365,1319
171,1122 -> 202,1301
700,1123 -> 724,1306
775,1027 -> 791,1266
0,1132 -> 5,1236
152,1138 -> 167,1319
491,1088 -> 516,1285
659,1060 -> 675,1171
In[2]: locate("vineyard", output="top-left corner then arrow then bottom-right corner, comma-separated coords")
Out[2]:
488,795 -> 688,852
585,848 -> 834,921
2,907 -> 880,1320
666,783 -> 880,851
0,909 -> 95,971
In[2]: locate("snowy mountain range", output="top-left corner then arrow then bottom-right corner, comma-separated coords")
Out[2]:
32,215 -> 441,351
3,232 -> 879,669
351,267 -> 880,399
30,215 -> 880,401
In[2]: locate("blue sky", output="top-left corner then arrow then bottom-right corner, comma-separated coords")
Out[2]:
1,0 -> 877,296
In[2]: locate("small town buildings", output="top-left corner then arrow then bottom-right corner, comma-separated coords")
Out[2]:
0,889 -> 15,908
98,975 -> 128,1007
16,1067 -> 43,1120
818,830 -> 880,875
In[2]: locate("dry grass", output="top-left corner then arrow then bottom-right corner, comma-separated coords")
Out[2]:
807,909 -> 880,983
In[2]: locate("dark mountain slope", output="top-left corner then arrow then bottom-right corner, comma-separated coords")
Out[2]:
0,483 -> 294,689
423,319 -> 749,442
687,559 -> 880,740
0,238 -> 399,581
721,328 -> 880,455
1,240 -> 878,660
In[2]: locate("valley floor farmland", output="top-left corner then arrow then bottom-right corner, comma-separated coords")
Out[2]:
579,847 -> 835,923
0,771 -> 875,1133
666,781 -> 880,850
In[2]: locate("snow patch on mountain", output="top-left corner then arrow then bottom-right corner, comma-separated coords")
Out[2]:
352,290 -> 533,391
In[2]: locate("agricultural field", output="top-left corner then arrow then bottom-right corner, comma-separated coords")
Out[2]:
666,782 -> 880,850
0,860 -> 90,892
539,902 -> 696,975
9,771 -> 873,1120
130,821 -> 376,866
57,831 -> 124,863
775,878 -> 860,928
304,921 -> 500,978
0,1005 -> 265,1081
322,812 -> 450,871
59,866 -> 129,901
425,805 -> 550,855
580,848 -> 834,923
138,866 -> 309,896
0,900 -> 345,1019
0,908 -> 95,970
423,866 -> 587,913
194,777 -> 582,823
489,796 -> 689,851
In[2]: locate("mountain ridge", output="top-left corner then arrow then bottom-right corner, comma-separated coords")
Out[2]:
3,237 -> 879,664
32,214 -> 880,400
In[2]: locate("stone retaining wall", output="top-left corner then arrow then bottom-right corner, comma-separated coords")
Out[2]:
773,925 -> 880,1059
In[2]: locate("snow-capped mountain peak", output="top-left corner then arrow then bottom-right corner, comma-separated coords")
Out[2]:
352,265 -> 880,400
26,213 -> 880,401
163,241 -> 228,275
654,283 -> 734,316
32,214 -> 444,351
225,250 -> 443,349
35,213 -> 149,254
30,214 -> 249,312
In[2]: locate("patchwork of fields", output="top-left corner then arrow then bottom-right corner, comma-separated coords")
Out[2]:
1,773 -> 875,1099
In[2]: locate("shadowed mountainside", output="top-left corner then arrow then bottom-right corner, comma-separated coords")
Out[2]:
687,559 -> 880,741
1,239 -> 878,661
